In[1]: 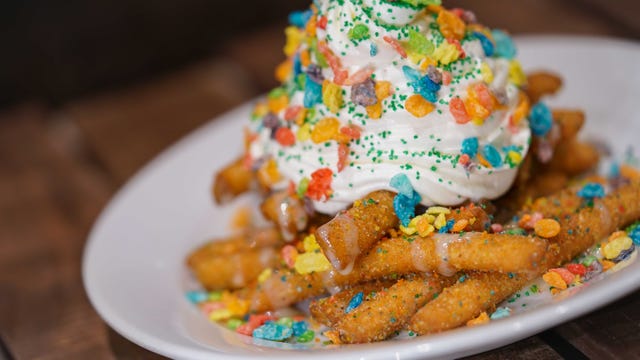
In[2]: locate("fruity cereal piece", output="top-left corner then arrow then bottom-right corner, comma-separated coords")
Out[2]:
437,10 -> 466,40
405,94 -> 435,117
450,97 -> 471,124
306,167 -> 333,201
534,219 -> 561,238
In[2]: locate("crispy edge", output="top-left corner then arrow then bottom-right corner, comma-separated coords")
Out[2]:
191,247 -> 279,290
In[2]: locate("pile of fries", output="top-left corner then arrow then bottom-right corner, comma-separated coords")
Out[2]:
186,73 -> 640,344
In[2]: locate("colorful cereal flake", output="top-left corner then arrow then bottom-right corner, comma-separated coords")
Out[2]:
533,218 -> 561,238
219,309 -> 319,344
491,29 -> 516,59
295,234 -> 332,274
322,80 -> 344,113
393,190 -> 422,227
450,97 -> 470,124
344,291 -> 364,314
437,9 -> 466,40
461,137 -> 478,157
529,102 -> 553,137
311,117 -> 341,144
405,94 -> 435,117
627,222 -> 640,245
390,173 -> 414,198
489,307 -> 511,320
577,182 -> 606,199
253,322 -> 293,341
541,233 -> 637,295
306,167 -> 333,201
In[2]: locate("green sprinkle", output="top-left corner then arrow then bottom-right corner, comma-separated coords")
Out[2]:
208,291 -> 223,301
348,23 -> 370,41
226,318 -> 243,330
297,330 -> 315,343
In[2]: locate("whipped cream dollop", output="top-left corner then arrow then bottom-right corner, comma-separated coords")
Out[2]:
247,0 -> 531,214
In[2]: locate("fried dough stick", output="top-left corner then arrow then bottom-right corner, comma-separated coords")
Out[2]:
236,232 -> 547,312
309,280 -> 395,327
525,71 -> 562,104
212,157 -> 255,204
552,109 -> 585,140
187,227 -> 281,268
410,179 -> 640,334
409,271 -> 528,334
325,275 -> 452,344
260,190 -> 309,241
522,174 -> 609,219
315,193 -> 494,273
497,109 -> 591,221
235,268 -> 326,312
544,139 -> 599,176
191,247 -> 280,290
345,232 -> 547,278
315,190 -> 398,272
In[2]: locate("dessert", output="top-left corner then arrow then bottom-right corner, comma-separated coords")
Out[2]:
247,0 -> 530,215
186,0 -> 640,346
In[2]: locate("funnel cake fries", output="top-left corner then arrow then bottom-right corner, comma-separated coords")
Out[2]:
315,193 -> 495,274
212,157 -> 255,204
260,190 -> 309,241
309,280 -> 396,327
315,190 -> 397,272
409,271 -> 529,334
233,230 -> 548,313
545,139 -> 600,176
190,248 -> 280,290
348,232 -> 547,277
524,72 -> 563,104
409,179 -> 640,334
325,275 -> 452,344
187,226 -> 281,265
495,104 -> 597,221
234,268 -> 327,313
186,0 -> 640,347
187,227 -> 282,290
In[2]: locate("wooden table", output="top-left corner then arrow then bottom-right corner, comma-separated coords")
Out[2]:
1,1 -> 638,358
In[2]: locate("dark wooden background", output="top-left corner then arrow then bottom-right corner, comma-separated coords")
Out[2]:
1,0 -> 639,359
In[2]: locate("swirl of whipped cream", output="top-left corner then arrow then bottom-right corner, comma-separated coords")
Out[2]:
248,0 -> 531,214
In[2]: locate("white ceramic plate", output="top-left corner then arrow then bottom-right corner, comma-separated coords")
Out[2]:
83,36 -> 640,360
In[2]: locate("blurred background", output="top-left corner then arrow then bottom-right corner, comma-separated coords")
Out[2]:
1,0 -> 638,109
0,0 -> 638,359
